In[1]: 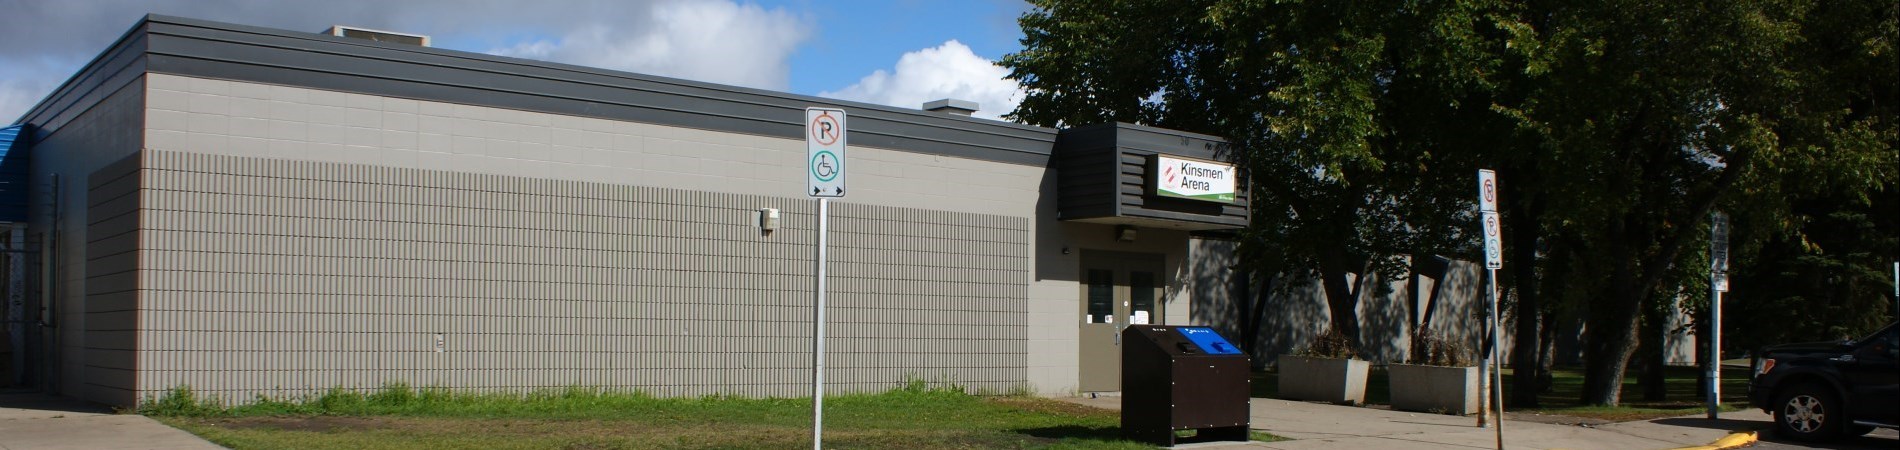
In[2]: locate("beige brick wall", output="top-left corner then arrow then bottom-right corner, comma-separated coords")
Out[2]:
142,74 -> 1041,218
130,150 -> 1028,402
128,72 -> 1221,401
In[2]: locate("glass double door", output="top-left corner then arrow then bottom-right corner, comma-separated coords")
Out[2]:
1077,251 -> 1165,392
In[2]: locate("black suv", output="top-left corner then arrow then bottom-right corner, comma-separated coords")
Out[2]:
1750,321 -> 1899,441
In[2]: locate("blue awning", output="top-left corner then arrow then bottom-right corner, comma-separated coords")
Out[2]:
0,125 -> 29,222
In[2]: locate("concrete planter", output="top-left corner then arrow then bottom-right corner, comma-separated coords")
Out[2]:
1276,355 -> 1369,405
1388,364 -> 1480,415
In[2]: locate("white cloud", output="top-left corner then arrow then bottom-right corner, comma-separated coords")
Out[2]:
818,40 -> 1025,120
0,0 -> 810,121
489,0 -> 808,90
2,80 -> 47,125
1,59 -> 69,124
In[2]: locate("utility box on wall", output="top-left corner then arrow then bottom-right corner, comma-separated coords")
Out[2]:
1121,325 -> 1251,446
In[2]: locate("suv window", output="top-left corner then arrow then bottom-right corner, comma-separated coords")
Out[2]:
1856,327 -> 1897,361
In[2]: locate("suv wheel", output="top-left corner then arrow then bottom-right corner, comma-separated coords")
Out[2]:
1774,383 -> 1842,441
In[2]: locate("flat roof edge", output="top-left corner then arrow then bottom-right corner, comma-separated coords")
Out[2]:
137,15 -> 1058,166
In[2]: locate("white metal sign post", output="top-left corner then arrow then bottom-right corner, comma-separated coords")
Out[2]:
1475,169 -> 1503,449
1707,211 -> 1729,419
806,107 -> 845,449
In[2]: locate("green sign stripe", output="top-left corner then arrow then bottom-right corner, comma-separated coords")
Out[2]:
1159,191 -> 1235,202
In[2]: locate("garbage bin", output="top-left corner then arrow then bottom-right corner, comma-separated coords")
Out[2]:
1121,325 -> 1251,446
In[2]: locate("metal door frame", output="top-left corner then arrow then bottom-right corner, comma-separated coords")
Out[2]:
1077,250 -> 1166,392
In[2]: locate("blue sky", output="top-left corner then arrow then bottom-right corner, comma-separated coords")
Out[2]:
0,0 -> 1034,122
768,0 -> 1029,94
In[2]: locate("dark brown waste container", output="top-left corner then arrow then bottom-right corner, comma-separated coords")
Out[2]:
1121,325 -> 1251,446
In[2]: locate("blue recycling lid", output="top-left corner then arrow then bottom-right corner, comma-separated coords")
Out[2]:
1177,327 -> 1242,355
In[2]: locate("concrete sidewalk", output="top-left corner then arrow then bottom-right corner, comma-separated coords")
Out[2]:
2,388 -> 1768,450
1060,396 -> 1769,450
0,390 -> 224,450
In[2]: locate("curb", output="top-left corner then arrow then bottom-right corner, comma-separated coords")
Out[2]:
1665,430 -> 1758,450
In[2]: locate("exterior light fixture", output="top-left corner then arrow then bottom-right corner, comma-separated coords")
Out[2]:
760,208 -> 781,232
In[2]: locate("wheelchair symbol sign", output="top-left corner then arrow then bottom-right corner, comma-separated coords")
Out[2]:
812,151 -> 839,181
806,108 -> 846,197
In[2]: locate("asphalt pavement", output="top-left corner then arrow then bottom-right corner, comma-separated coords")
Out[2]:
1060,395 -> 1896,450
1749,427 -> 1900,450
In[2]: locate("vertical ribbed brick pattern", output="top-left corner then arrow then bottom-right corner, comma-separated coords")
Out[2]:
133,150 -> 1027,403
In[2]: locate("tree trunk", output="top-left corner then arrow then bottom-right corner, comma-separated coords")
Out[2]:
1538,310 -> 1558,393
1322,250 -> 1368,349
1581,250 -> 1646,406
1536,234 -> 1576,394
1575,134 -> 1756,407
1237,271 -> 1254,353
1319,267 -> 1363,350
1580,305 -> 1641,405
1508,199 -> 1543,407
1241,272 -> 1275,356
1639,303 -> 1667,401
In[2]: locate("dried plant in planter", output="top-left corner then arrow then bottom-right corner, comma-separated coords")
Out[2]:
1295,328 -> 1360,360
1408,331 -> 1474,367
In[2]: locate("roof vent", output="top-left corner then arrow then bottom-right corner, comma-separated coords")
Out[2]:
922,99 -> 979,116
324,25 -> 431,47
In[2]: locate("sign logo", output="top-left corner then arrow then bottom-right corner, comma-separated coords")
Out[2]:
1152,155 -> 1236,203
1482,211 -> 1503,269
1711,211 -> 1729,292
811,151 -> 839,182
1477,169 -> 1498,213
1478,169 -> 1502,269
806,108 -> 846,197
810,113 -> 841,146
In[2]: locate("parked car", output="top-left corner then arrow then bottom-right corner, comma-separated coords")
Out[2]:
1749,321 -> 1899,441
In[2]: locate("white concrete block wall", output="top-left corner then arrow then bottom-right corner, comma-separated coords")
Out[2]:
143,74 -> 1043,219
126,72 -> 1247,400
127,73 -> 1063,403
126,150 -> 1031,403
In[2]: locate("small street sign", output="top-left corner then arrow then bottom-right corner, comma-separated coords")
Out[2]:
807,108 -> 846,198
1710,212 -> 1729,273
1711,211 -> 1729,292
1477,169 -> 1498,213
1482,211 -> 1503,269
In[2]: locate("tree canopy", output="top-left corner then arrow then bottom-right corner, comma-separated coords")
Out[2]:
1003,0 -> 1896,405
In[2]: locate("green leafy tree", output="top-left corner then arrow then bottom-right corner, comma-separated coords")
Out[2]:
1003,0 -> 1896,406
1006,0 -> 1489,353
1488,0 -> 1895,404
1730,188 -> 1899,350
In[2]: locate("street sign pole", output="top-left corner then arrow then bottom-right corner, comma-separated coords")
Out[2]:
812,197 -> 828,450
1707,212 -> 1728,419
805,107 -> 846,449
1482,267 -> 1497,446
1708,275 -> 1722,419
1474,169 -> 1504,450
1475,169 -> 1503,450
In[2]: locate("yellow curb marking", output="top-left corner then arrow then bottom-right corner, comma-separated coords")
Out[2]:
1664,430 -> 1758,450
